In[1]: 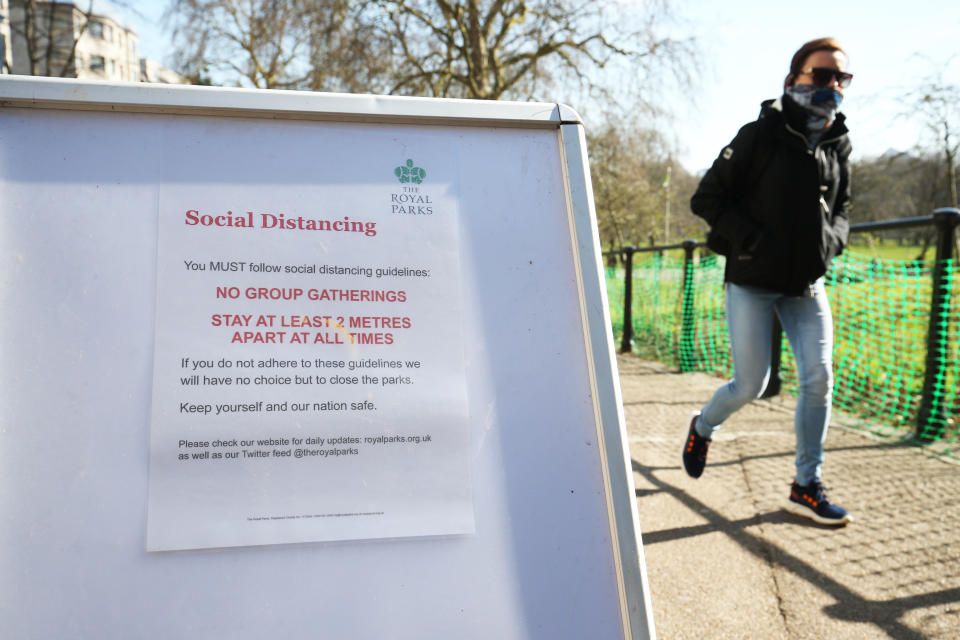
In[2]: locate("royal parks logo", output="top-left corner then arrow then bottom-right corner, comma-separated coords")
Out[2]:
390,158 -> 434,215
394,158 -> 426,184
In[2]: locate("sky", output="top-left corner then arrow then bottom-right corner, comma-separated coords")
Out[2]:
101,0 -> 960,173
676,0 -> 960,171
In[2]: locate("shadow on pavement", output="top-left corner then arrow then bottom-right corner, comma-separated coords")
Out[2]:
633,457 -> 931,639
622,356 -> 960,639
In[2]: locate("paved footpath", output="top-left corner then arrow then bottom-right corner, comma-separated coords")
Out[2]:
620,356 -> 960,640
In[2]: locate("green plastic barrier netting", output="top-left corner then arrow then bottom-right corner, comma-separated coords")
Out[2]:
606,250 -> 959,454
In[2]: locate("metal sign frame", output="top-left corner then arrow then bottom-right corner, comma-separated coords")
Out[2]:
0,76 -> 654,640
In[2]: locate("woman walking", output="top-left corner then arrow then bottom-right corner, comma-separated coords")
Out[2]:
683,37 -> 853,525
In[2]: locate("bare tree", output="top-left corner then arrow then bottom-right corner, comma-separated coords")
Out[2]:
588,122 -> 659,251
904,58 -> 959,207
916,87 -> 959,208
587,117 -> 700,252
165,0 -> 390,91
10,0 -> 94,77
304,3 -> 393,93
850,152 -> 955,259
166,0 -> 315,88
365,0 -> 693,101
163,0 -> 695,103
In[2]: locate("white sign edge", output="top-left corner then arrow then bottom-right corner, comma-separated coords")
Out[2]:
0,76 -> 582,127
559,123 -> 657,640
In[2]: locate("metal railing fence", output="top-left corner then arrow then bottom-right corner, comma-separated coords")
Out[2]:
605,208 -> 960,448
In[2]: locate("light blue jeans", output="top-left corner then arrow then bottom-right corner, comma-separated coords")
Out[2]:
696,280 -> 834,486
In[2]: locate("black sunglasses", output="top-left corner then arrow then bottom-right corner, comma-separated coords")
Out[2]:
799,67 -> 853,89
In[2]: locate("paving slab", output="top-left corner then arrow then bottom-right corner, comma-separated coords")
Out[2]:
620,356 -> 960,640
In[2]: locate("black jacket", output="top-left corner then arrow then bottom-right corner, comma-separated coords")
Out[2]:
691,95 -> 851,296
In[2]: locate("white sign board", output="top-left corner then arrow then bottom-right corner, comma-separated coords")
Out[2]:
0,77 -> 654,639
148,151 -> 472,550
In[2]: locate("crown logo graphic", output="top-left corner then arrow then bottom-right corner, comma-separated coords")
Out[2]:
394,159 -> 426,184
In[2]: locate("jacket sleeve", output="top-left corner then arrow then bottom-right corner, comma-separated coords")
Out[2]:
690,123 -> 764,252
830,139 -> 852,254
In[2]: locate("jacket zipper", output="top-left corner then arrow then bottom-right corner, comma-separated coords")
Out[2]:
784,122 -> 838,297
815,130 -> 845,155
784,123 -> 844,155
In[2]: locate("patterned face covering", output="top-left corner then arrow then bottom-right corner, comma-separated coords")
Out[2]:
785,85 -> 843,131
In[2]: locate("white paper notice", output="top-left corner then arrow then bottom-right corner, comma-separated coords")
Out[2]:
147,153 -> 473,551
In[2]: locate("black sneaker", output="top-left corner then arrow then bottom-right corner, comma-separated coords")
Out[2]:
682,413 -> 710,478
785,481 -> 853,525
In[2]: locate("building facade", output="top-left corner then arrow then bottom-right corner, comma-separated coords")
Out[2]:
1,0 -> 13,74
75,7 -> 140,82
140,57 -> 186,84
6,1 -> 183,83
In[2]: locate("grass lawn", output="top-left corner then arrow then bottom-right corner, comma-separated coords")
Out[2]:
845,241 -> 930,262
